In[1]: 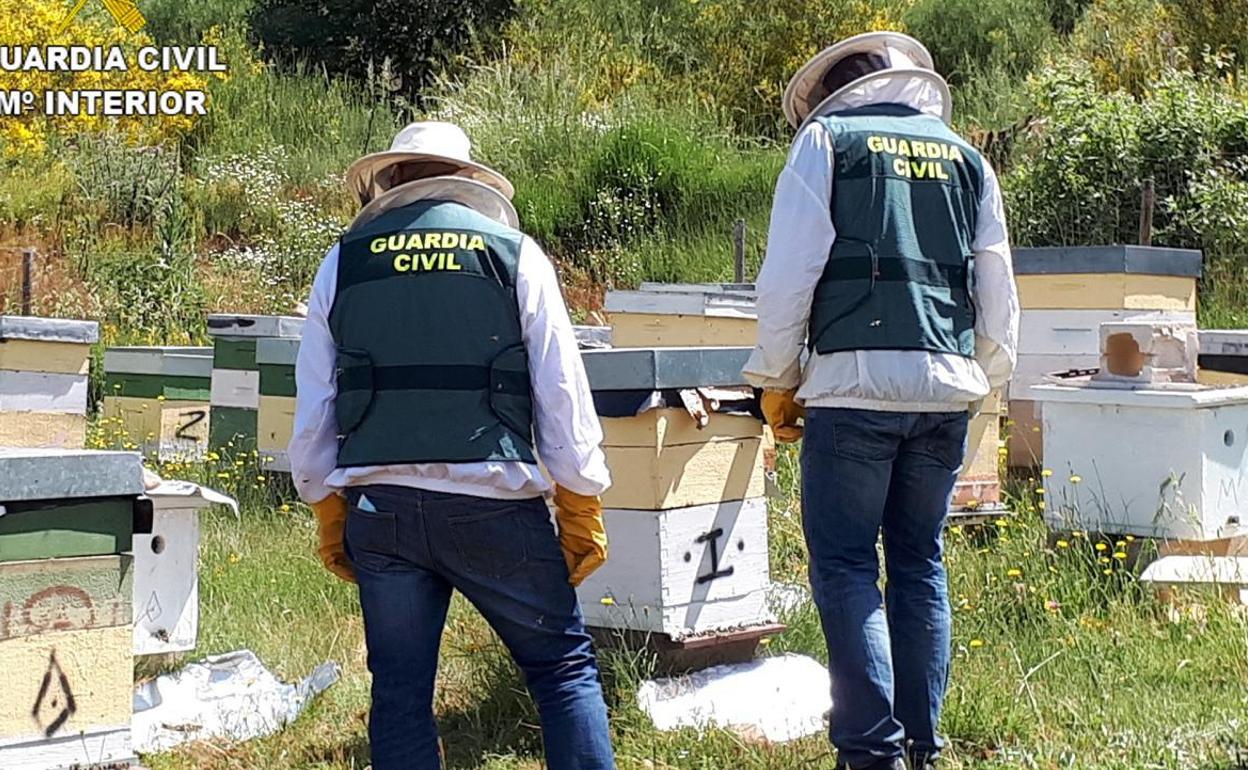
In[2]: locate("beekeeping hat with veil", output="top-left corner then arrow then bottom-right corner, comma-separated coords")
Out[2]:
782,31 -> 951,130
344,121 -> 519,229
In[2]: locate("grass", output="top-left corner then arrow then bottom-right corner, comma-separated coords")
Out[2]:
136,446 -> 1248,770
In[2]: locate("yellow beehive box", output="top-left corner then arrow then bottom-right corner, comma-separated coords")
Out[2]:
605,284 -> 757,349
600,409 -> 765,511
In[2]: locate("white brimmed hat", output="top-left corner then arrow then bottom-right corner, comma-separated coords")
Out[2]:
782,31 -> 950,129
345,121 -> 514,206
351,176 -> 519,230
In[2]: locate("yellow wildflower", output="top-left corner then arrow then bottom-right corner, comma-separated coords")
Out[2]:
1056,540 -> 1070,548
969,639 -> 984,648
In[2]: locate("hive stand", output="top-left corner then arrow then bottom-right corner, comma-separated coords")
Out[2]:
0,448 -> 146,770
0,316 -> 98,450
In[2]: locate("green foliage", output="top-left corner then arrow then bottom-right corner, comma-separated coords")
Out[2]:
904,0 -> 1055,83
249,0 -> 515,94
1004,61 -> 1248,268
1073,0 -> 1186,93
141,0 -> 256,43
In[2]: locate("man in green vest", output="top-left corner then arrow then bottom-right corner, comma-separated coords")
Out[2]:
288,121 -> 616,770
746,32 -> 1020,770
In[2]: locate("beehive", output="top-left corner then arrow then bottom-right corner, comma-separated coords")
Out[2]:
0,448 -> 145,770
101,346 -> 212,460
206,314 -> 303,454
578,347 -> 776,639
133,483 -> 234,656
1008,246 -> 1202,466
1035,381 -> 1248,541
0,316 -> 98,450
255,337 -> 299,472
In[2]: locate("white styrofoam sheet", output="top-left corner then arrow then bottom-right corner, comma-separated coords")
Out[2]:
210,368 -> 261,409
1041,397 -> 1248,539
577,498 -> 774,638
638,654 -> 830,743
1201,330 -> 1248,356
1140,555 -> 1248,586
0,370 -> 89,414
1020,309 -> 1196,356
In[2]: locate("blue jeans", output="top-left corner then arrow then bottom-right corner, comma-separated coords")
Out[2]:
343,484 -> 616,770
800,408 -> 968,769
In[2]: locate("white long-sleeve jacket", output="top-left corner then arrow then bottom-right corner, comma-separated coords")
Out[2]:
743,86 -> 1020,411
288,181 -> 612,504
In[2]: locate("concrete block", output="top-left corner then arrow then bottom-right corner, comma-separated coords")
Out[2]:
1096,319 -> 1198,384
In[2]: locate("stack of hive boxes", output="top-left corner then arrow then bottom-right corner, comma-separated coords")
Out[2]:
0,448 -> 146,770
0,316 -> 97,450
255,337 -> 300,472
102,346 -> 213,459
206,314 -> 304,453
576,347 -> 776,642
1009,246 -> 1201,466
605,284 -> 1003,511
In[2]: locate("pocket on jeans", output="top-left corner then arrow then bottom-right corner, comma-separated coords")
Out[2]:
345,505 -> 399,570
447,503 -> 532,579
923,412 -> 971,471
830,410 -> 901,461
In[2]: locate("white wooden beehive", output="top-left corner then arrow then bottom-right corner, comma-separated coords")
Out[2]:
1036,381 -> 1248,540
576,497 -> 774,640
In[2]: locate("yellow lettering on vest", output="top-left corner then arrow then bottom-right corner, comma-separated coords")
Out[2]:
439,232 -> 458,249
467,235 -> 485,251
911,141 -> 928,158
370,238 -> 387,254
425,233 -> 442,249
388,234 -> 406,251
936,161 -> 950,180
393,254 -> 411,272
881,136 -> 897,154
403,232 -> 423,250
447,253 -> 463,270
894,157 -> 910,177
867,135 -> 884,153
897,139 -> 912,157
418,252 -> 436,270
948,145 -> 964,164
911,161 -> 927,178
925,142 -> 941,159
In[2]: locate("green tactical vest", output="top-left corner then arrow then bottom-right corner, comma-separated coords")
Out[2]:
328,200 -> 536,468
809,104 -> 985,358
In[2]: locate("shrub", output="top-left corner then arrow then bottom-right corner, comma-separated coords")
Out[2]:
1004,61 -> 1248,293
1073,0 -> 1185,93
249,0 -> 515,94
904,0 -> 1054,83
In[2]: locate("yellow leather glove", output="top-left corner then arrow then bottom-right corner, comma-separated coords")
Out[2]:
761,388 -> 805,443
553,485 -> 608,587
310,495 -> 356,583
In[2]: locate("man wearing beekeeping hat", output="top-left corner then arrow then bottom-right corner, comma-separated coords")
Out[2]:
288,121 -> 617,770
745,32 -> 1019,770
